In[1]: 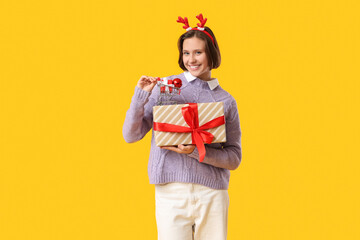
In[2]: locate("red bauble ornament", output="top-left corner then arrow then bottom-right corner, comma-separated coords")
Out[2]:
173,78 -> 182,88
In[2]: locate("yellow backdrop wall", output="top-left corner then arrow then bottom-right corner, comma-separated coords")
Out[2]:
1,0 -> 359,239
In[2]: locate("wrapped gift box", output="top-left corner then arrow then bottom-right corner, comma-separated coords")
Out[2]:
153,102 -> 226,147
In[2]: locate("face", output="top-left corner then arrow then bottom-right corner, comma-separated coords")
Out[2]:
182,37 -> 211,81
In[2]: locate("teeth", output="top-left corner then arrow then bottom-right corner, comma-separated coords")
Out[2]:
189,65 -> 199,69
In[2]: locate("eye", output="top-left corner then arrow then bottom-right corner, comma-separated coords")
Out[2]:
183,52 -> 189,55
196,51 -> 202,55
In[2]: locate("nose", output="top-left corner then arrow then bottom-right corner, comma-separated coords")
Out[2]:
189,53 -> 196,63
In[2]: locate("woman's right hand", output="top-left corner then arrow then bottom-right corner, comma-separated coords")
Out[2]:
137,76 -> 158,93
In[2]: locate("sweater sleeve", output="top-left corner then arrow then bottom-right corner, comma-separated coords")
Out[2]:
188,100 -> 242,170
122,86 -> 157,143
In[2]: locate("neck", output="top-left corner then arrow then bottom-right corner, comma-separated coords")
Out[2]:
198,71 -> 211,81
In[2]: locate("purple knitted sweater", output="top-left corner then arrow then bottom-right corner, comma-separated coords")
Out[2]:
123,72 -> 241,189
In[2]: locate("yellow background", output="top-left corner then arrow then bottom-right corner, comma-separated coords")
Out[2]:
1,0 -> 359,239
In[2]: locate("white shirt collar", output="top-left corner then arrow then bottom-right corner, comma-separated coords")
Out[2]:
184,71 -> 219,91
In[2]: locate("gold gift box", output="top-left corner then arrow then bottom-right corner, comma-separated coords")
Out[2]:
153,102 -> 226,146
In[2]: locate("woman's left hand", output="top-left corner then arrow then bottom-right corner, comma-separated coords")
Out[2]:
161,144 -> 195,154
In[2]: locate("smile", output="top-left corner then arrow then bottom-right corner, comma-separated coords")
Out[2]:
189,65 -> 200,70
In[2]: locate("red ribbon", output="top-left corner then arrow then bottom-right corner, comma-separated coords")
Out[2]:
153,103 -> 225,162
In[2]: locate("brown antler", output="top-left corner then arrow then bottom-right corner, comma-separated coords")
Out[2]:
196,14 -> 207,28
177,16 -> 190,30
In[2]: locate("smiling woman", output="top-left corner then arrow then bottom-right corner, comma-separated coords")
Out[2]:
123,14 -> 241,240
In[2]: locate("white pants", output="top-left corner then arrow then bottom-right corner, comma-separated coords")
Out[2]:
155,182 -> 229,240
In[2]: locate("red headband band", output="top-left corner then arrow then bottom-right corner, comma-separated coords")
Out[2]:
177,14 -> 215,44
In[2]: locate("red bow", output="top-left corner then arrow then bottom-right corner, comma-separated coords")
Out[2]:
153,103 -> 225,162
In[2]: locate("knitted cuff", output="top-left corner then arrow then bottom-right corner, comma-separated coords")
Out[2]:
188,147 -> 200,161
134,86 -> 151,102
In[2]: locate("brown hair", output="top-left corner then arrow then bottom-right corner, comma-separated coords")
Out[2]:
177,27 -> 221,71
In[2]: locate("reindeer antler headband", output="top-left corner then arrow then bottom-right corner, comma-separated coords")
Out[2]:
177,14 -> 214,44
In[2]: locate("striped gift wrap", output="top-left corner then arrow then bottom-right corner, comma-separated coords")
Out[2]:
152,102 -> 226,146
